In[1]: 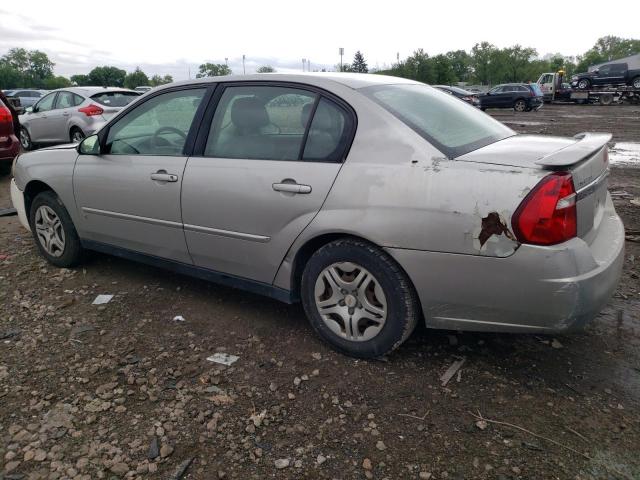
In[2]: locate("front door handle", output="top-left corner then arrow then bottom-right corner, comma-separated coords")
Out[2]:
151,170 -> 178,182
272,182 -> 312,194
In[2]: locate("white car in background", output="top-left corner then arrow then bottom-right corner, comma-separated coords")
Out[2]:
19,87 -> 140,149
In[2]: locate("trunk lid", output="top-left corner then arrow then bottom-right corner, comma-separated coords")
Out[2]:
458,132 -> 612,245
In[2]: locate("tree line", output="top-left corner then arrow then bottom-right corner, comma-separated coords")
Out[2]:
374,36 -> 640,85
0,48 -> 174,90
1,36 -> 638,90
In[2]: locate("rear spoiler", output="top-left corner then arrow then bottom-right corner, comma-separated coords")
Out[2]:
535,132 -> 612,168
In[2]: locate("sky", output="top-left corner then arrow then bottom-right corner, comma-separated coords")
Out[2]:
1,0 -> 639,80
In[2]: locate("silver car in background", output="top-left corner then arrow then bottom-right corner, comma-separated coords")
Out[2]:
18,87 -> 140,149
10,73 -> 624,358
2,89 -> 46,109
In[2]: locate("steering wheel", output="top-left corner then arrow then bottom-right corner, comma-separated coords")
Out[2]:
152,126 -> 187,146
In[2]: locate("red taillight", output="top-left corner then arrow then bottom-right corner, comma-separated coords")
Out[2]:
0,105 -> 12,123
512,172 -> 577,245
78,104 -> 104,116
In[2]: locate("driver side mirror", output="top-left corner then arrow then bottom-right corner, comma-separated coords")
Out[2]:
593,69 -> 599,74
78,134 -> 101,155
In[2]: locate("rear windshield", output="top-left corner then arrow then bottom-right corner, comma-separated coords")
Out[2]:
91,91 -> 140,107
529,84 -> 544,96
362,84 -> 514,158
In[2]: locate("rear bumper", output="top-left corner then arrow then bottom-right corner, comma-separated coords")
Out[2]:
0,134 -> 20,162
10,178 -> 30,231
386,202 -> 624,333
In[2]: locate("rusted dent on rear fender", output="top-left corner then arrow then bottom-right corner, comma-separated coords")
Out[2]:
478,212 -> 517,247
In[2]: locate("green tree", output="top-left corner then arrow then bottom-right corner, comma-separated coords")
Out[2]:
0,64 -> 22,89
445,50 -> 471,82
0,48 -> 55,88
88,66 -> 126,87
470,42 -> 498,85
45,76 -> 72,89
70,74 -> 90,85
257,65 -> 276,73
431,54 -> 456,84
576,35 -> 640,72
196,63 -> 231,78
124,67 -> 149,89
351,51 -> 368,73
149,74 -> 173,86
503,45 -> 538,82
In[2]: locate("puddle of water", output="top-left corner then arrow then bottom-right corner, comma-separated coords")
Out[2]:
609,142 -> 640,167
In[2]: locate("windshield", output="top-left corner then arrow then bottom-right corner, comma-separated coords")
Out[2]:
91,91 -> 140,107
362,84 -> 514,158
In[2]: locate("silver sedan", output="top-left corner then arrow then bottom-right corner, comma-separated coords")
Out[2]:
10,73 -> 624,358
18,87 -> 140,149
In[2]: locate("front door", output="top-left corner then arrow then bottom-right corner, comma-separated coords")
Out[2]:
181,84 -> 354,284
73,87 -> 208,263
28,92 -> 58,142
46,91 -> 76,142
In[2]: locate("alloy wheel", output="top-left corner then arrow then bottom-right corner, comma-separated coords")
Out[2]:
71,129 -> 85,143
514,100 -> 526,112
20,129 -> 31,149
314,262 -> 387,342
34,205 -> 65,257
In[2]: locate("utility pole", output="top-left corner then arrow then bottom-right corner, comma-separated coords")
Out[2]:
339,48 -> 344,72
308,59 -> 311,72
225,57 -> 228,66
242,55 -> 246,75
302,58 -> 306,72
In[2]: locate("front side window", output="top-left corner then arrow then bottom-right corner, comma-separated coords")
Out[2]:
489,86 -> 503,94
362,83 -> 514,158
35,93 -> 56,112
205,86 -> 317,161
106,88 -> 205,156
598,65 -> 610,75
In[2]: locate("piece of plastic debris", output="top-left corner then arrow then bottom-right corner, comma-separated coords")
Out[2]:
475,419 -> 488,430
92,294 -> 113,305
440,357 -> 466,387
173,315 -> 186,322
551,339 -> 563,349
206,353 -> 239,366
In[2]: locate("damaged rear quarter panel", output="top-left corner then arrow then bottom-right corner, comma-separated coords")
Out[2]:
316,150 -> 547,258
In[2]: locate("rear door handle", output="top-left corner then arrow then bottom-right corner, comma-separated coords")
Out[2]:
151,171 -> 178,182
272,182 -> 312,194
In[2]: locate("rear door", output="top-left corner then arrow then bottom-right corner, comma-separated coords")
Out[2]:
73,86 -> 209,263
181,83 -> 355,283
608,63 -> 627,84
46,91 -> 76,142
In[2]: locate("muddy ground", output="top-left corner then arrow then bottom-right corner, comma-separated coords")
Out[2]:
1,104 -> 639,480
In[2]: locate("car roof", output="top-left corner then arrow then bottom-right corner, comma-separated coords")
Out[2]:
154,72 -> 421,92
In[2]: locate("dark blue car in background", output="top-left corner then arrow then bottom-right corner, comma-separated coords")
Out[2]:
480,83 -> 544,112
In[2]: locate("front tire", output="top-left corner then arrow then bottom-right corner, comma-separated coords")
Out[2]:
29,191 -> 84,268
301,239 -> 420,359
577,79 -> 591,90
632,76 -> 640,89
20,127 -> 32,150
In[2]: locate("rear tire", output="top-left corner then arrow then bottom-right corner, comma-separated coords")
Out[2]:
514,99 -> 526,112
577,78 -> 591,90
70,127 -> 85,143
301,238 -> 420,359
632,76 -> 640,89
20,127 -> 32,150
29,191 -> 84,268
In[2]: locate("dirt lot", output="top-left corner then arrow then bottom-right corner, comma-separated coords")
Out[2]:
1,104 -> 639,480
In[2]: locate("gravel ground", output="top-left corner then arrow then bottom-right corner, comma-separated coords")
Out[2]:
1,104 -> 639,480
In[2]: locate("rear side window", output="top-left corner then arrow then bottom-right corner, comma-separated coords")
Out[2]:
363,83 -> 514,158
56,91 -> 75,109
106,88 -> 205,156
205,86 -> 317,161
303,98 -> 351,162
92,91 -> 140,107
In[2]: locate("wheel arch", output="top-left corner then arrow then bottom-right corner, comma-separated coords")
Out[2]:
24,180 -> 58,218
286,232 -> 421,313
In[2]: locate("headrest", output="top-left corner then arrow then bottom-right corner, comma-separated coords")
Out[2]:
231,97 -> 269,133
